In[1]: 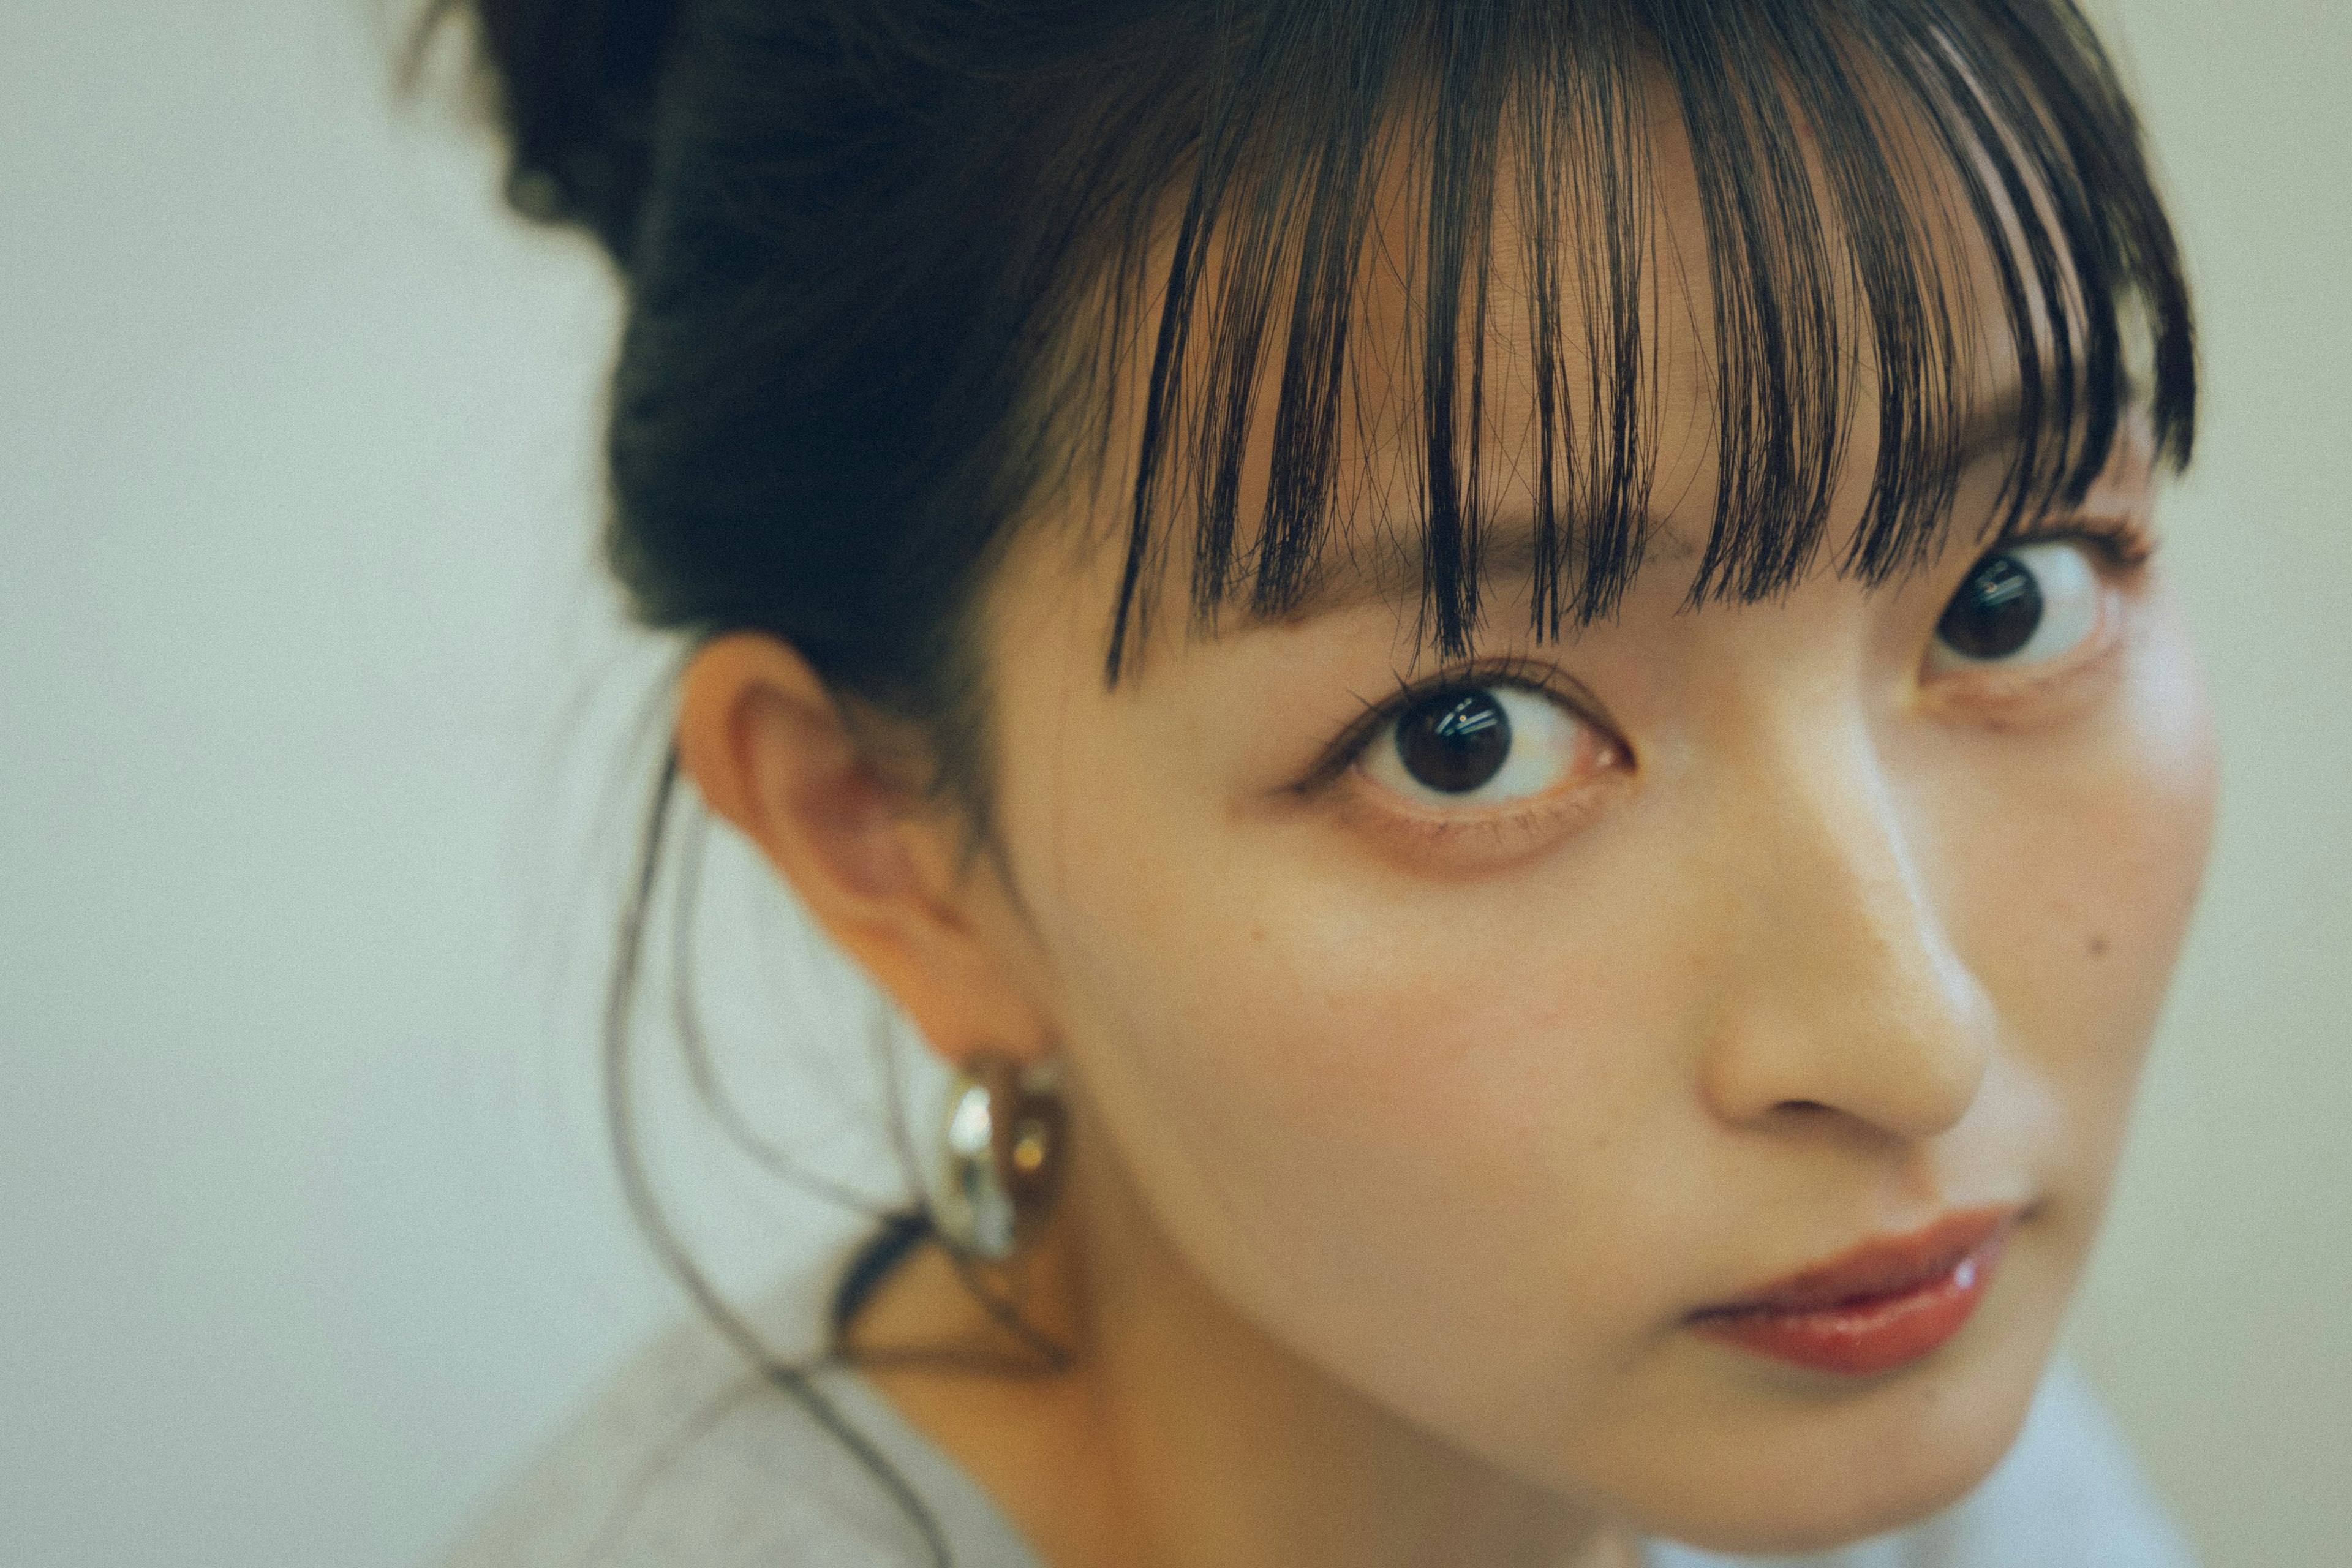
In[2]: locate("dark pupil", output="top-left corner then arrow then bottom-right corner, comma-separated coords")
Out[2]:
1396,690 -> 1512,794
1937,552 -> 2044,660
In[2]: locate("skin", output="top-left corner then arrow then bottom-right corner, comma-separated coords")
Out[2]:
674,110 -> 2217,1568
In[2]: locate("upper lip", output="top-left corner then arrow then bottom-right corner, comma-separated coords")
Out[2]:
1691,1206 -> 2023,1319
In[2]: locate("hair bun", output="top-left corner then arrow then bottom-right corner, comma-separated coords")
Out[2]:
431,0 -> 683,262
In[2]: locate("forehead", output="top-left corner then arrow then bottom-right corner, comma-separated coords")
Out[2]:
1019,11 -> 2181,680
1235,93 -> 2026,587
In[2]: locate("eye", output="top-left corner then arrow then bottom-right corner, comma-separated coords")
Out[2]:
1928,539 -> 2103,673
1361,684 -> 1586,809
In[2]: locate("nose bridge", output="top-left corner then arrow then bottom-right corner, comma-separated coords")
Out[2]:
1700,704 -> 1992,1140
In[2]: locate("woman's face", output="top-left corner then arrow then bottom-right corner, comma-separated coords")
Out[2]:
944,145 -> 2215,1552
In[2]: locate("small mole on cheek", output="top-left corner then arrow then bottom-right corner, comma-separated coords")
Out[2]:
2087,934 -> 2109,958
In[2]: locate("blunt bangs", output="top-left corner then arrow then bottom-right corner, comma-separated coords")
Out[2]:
1082,0 -> 2195,677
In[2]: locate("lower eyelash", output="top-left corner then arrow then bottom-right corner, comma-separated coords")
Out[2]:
1332,766 -> 1616,859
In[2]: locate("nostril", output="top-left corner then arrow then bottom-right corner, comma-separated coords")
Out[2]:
1777,1100 -> 1833,1115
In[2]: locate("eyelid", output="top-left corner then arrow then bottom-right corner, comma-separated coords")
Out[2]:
1302,521 -> 2150,791
1996,510 -> 2158,570
1298,655 -> 1602,796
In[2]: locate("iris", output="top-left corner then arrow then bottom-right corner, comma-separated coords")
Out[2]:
1396,691 -> 1513,793
1938,554 -> 2045,660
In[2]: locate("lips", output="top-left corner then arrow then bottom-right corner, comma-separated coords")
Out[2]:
1689,1208 -> 2020,1376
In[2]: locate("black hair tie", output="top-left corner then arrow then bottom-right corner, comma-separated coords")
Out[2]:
827,1208 -> 935,1341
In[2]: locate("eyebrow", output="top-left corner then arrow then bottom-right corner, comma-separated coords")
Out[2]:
1227,375 -> 2097,633
1229,514 -> 1680,631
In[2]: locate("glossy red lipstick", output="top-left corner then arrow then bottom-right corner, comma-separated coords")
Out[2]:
1690,1210 -> 2017,1376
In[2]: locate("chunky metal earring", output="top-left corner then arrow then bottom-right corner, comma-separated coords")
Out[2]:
933,1053 -> 1066,1262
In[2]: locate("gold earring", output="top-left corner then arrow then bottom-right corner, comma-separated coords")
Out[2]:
933,1053 -> 1066,1261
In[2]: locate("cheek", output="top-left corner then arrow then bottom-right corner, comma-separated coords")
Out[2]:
1931,600 -> 2217,1202
1023,771 -> 1706,1433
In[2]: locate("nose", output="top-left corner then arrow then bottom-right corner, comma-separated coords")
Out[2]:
1695,718 -> 1994,1143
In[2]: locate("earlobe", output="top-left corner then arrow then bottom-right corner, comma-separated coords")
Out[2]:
673,633 -> 1056,1068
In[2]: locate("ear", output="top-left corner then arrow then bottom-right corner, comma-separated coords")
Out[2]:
675,633 -> 1054,1067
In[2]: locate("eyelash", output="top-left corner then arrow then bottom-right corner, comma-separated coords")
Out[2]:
1298,511 -> 2156,794
1997,510 -> 2157,571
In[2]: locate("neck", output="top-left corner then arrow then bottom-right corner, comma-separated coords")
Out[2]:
850,1128 -> 1639,1568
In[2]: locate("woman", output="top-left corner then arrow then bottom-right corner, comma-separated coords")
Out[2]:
430,1 -> 2211,1564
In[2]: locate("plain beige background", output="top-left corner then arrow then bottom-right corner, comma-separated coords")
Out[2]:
1,2 -> 2343,1565
2054,0 -> 2352,1550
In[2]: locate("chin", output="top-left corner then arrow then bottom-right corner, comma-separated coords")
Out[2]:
1664,1430 -> 2015,1557
1583,1321 -> 2054,1557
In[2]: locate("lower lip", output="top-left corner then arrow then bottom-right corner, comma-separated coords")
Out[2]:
1692,1231 -> 2011,1377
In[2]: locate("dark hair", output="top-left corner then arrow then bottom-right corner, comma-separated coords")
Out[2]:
431,0 -> 2189,780
416,0 -> 2193,1558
